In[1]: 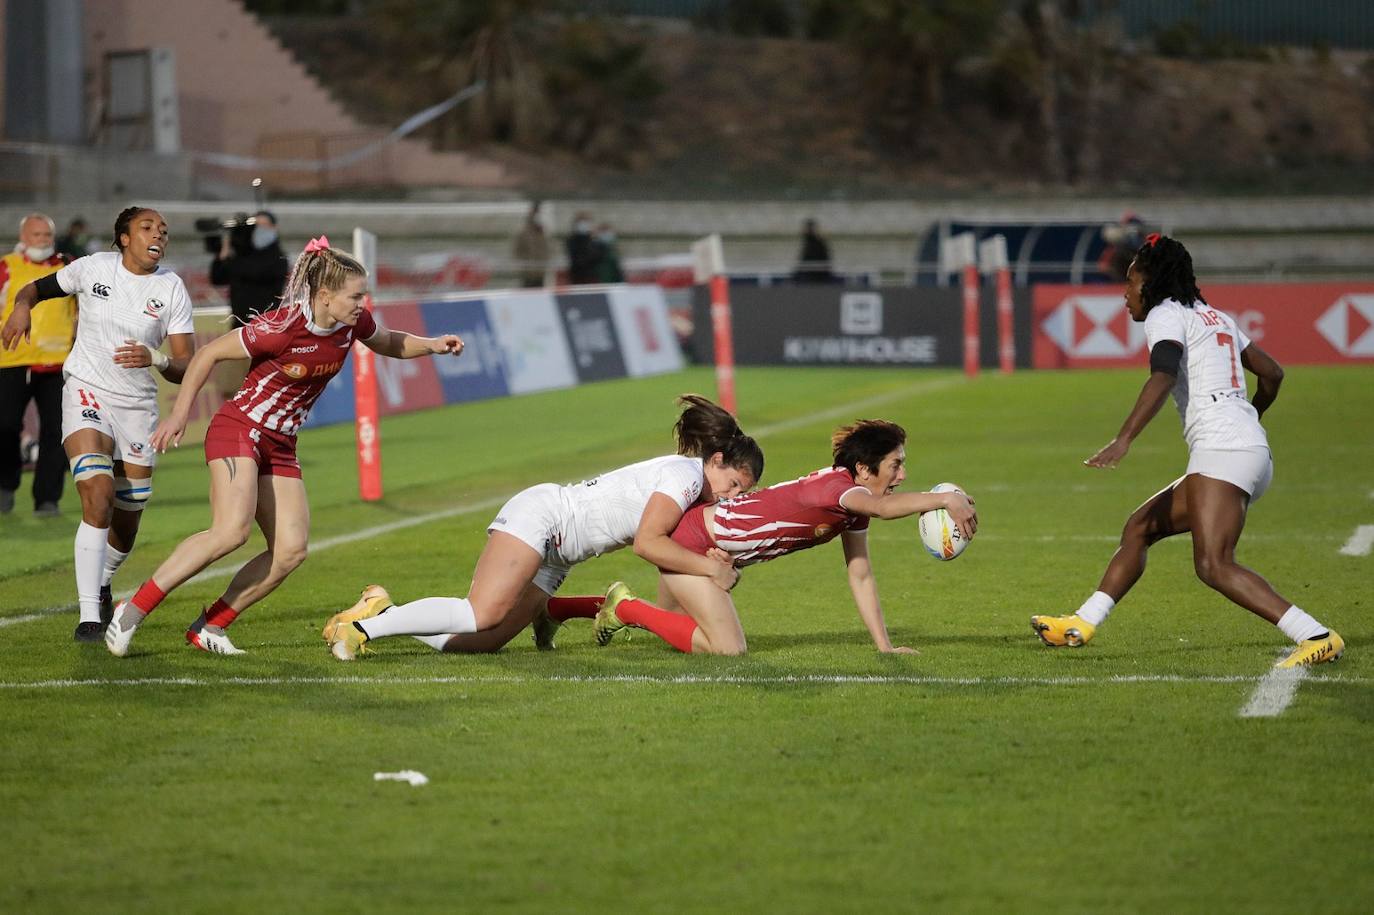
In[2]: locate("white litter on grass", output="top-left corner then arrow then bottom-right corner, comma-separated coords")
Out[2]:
1338,524 -> 1374,556
374,770 -> 428,786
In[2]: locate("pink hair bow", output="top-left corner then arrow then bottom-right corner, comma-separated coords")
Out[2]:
304,235 -> 330,253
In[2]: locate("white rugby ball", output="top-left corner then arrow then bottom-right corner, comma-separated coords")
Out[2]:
918,482 -> 970,561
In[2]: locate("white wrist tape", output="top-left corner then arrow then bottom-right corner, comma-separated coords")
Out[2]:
141,343 -> 170,370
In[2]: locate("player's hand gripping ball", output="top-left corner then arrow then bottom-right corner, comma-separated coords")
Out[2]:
918,482 -> 970,561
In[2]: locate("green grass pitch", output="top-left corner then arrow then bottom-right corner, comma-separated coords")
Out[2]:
2,365 -> 1371,913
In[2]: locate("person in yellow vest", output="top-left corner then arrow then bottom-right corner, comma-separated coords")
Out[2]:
0,213 -> 76,518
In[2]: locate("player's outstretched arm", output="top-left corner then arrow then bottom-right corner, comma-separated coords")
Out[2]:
1085,362 -> 1176,469
362,328 -> 464,359
841,531 -> 914,654
149,331 -> 248,452
843,488 -> 977,538
1241,343 -> 1284,419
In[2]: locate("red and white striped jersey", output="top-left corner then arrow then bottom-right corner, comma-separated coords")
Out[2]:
228,305 -> 379,436
708,466 -> 870,567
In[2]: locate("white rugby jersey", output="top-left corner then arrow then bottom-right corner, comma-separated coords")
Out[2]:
56,252 -> 194,401
553,454 -> 705,565
1144,298 -> 1268,452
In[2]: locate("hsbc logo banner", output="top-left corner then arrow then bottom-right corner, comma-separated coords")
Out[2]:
1033,283 -> 1374,368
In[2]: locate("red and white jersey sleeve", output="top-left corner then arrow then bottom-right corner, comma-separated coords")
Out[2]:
709,466 -> 869,566
229,305 -> 378,436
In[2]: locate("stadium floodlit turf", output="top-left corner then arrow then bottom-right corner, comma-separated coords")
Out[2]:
2,365 -> 1371,913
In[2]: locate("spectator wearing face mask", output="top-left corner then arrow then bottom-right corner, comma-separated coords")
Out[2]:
210,211 -> 290,328
565,212 -> 600,286
593,222 -> 625,284
0,213 -> 76,517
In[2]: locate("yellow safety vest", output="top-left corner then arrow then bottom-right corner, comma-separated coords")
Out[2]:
0,252 -> 76,368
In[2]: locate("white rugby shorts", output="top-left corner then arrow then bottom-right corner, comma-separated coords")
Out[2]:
1184,445 -> 1273,502
61,380 -> 159,468
487,483 -> 572,595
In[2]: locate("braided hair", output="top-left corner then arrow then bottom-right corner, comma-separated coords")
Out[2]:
832,420 -> 906,477
255,240 -> 368,333
111,206 -> 155,250
1132,233 -> 1206,313
673,394 -> 764,483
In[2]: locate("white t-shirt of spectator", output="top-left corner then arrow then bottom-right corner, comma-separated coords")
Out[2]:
554,454 -> 705,565
1144,297 -> 1268,453
56,252 -> 195,401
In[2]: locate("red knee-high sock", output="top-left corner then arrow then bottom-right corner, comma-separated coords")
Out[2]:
130,580 -> 166,615
204,598 -> 240,629
546,595 -> 602,622
615,598 -> 698,654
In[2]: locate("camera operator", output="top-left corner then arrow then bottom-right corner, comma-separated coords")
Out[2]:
208,211 -> 288,328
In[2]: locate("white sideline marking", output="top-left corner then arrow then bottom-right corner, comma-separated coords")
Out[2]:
1,380 -> 952,628
1238,666 -> 1309,718
0,673 -> 1365,690
1338,525 -> 1374,556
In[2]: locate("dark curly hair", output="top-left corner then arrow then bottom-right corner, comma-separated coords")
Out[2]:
1132,233 -> 1206,313
111,206 -> 156,251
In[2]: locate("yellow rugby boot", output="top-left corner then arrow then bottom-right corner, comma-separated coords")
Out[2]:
593,581 -> 635,647
329,621 -> 372,661
322,584 -> 393,642
1275,630 -> 1344,669
1030,613 -> 1096,648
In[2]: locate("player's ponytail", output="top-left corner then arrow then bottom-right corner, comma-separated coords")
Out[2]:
674,394 -> 764,483
832,420 -> 906,476
1133,233 -> 1206,312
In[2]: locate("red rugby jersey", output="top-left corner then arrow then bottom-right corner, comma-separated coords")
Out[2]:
228,305 -> 378,436
709,466 -> 871,567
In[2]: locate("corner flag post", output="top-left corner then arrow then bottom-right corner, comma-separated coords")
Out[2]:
979,234 -> 1014,374
352,227 -> 383,501
693,234 -> 736,415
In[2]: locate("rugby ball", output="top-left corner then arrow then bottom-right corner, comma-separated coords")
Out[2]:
918,482 -> 970,561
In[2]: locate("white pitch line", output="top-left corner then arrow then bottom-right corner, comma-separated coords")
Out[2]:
1339,524 -> 1374,556
2,380 -> 953,628
0,673 -> 1366,690
1238,666 -> 1309,718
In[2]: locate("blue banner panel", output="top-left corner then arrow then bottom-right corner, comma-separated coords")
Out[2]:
419,298 -> 510,404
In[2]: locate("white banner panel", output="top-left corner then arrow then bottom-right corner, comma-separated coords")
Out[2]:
607,285 -> 684,378
483,291 -> 579,394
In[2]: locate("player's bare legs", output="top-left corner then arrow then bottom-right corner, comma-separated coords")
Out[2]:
331,531 -> 544,658
1034,481 -> 1191,647
147,456 -> 260,592
217,474 -> 310,612
657,572 -> 746,655
66,428 -> 116,528
1097,481 -> 1192,601
436,590 -> 543,653
1184,474 -> 1289,624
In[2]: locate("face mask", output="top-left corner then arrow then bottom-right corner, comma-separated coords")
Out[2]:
252,226 -> 278,249
574,220 -> 590,234
598,232 -> 615,243
24,245 -> 55,261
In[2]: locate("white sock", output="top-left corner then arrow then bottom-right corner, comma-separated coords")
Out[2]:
360,597 -> 477,640
74,522 -> 109,624
1276,606 -> 1327,644
1076,590 -> 1116,627
413,634 -> 455,652
101,545 -> 130,588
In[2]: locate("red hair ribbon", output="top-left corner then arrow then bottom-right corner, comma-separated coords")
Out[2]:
304,235 -> 330,254
1144,232 -> 1161,247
